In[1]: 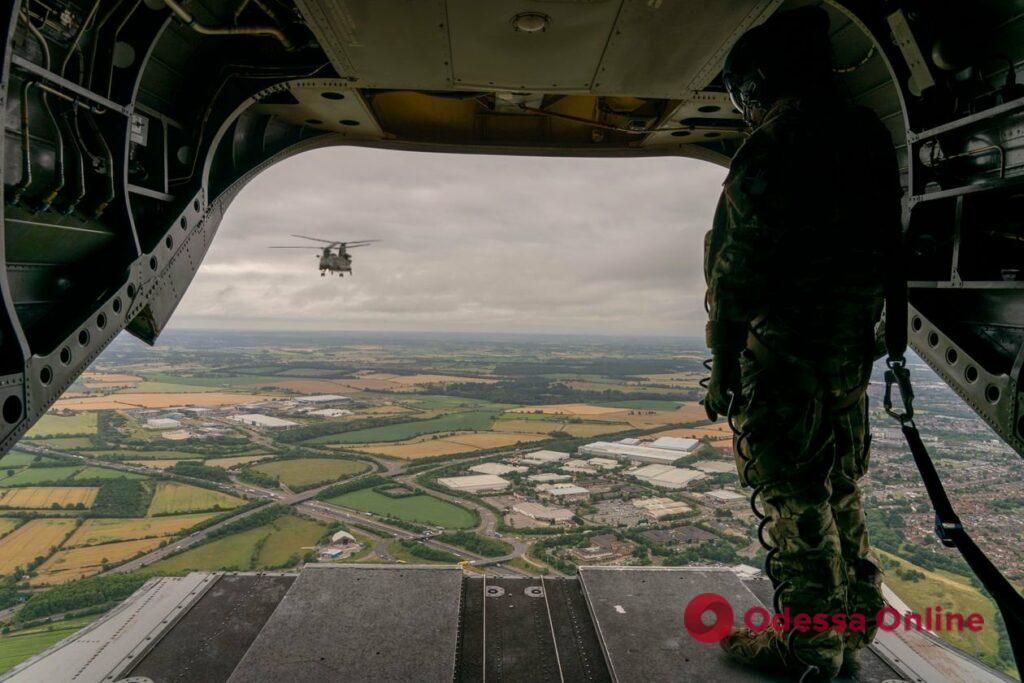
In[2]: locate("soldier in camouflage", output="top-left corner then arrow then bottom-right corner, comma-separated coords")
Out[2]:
702,8 -> 903,680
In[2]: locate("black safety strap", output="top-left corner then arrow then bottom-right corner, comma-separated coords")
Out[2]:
884,360 -> 1024,671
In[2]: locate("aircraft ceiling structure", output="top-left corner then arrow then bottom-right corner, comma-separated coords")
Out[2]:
1,0 -> 1023,459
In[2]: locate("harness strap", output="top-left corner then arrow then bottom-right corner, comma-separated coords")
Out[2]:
885,362 -> 1024,671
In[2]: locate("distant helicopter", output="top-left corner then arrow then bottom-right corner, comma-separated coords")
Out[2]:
269,235 -> 379,276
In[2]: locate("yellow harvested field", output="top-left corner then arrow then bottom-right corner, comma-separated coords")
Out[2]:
204,455 -> 271,468
653,422 -> 733,439
53,392 -> 273,411
147,482 -> 244,515
0,519 -> 77,575
558,422 -> 633,437
445,432 -> 547,448
126,459 -> 183,470
622,403 -> 708,427
32,538 -> 165,585
510,403 -> 625,416
351,430 -> 546,459
350,439 -> 472,459
0,518 -> 18,537
0,486 -> 98,509
81,372 -> 143,383
268,379 -> 360,394
491,419 -> 559,435
64,513 -> 218,547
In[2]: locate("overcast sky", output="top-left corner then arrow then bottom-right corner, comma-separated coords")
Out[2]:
171,147 -> 727,337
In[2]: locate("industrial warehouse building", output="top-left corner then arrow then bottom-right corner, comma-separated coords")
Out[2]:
628,464 -> 706,490
647,437 -> 699,452
512,502 -> 575,524
437,474 -> 510,493
578,441 -> 690,465
470,462 -> 528,476
294,394 -> 351,404
520,450 -> 570,465
229,414 -> 298,429
691,459 -> 734,474
703,489 -> 748,508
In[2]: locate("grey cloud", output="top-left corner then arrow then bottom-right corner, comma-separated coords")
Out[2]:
173,147 -> 726,336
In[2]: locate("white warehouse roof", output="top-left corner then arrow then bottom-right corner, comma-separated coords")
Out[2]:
521,450 -> 570,464
295,394 -> 350,403
577,442 -> 680,465
470,462 -> 527,476
630,464 -> 706,490
648,436 -> 700,452
691,459 -> 734,474
229,414 -> 298,428
437,474 -> 510,492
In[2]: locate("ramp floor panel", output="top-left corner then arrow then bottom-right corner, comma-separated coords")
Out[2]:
225,564 -> 463,683
128,573 -> 296,683
580,566 -> 795,682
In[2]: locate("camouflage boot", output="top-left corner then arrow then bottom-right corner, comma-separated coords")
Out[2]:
720,628 -> 805,677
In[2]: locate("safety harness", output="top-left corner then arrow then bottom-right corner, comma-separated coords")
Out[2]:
883,278 -> 1024,672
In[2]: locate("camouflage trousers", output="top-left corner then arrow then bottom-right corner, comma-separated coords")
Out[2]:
731,349 -> 885,676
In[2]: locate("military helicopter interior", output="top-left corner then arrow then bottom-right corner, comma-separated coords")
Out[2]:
1,0 -> 1023,679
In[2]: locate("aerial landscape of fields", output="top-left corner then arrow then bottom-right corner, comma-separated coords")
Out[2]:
0,330 -> 1019,677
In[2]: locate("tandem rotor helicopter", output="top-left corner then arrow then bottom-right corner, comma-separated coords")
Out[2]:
269,235 -> 379,277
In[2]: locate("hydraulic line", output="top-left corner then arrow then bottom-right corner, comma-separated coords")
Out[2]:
84,114 -> 115,217
12,7 -> 65,209
10,80 -> 38,205
164,0 -> 294,51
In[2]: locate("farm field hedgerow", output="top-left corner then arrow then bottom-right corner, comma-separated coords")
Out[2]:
249,458 -> 368,489
24,412 -> 98,438
326,488 -> 476,529
143,514 -> 325,573
32,537 -> 166,585
146,482 -> 243,516
0,486 -> 99,510
0,518 -> 78,575
0,467 -> 83,486
64,513 -> 218,547
0,615 -> 99,674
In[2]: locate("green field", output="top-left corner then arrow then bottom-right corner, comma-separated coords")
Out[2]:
249,458 -> 368,489
147,482 -> 243,515
0,451 -> 35,468
387,540 -> 460,564
0,615 -> 99,674
326,488 -> 476,528
144,514 -> 325,573
72,467 -> 146,480
91,450 -> 207,461
34,437 -> 95,451
877,549 -> 1012,675
24,413 -> 98,438
307,411 -> 497,445
0,467 -> 82,486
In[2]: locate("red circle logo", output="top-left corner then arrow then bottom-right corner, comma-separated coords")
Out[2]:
683,592 -> 734,643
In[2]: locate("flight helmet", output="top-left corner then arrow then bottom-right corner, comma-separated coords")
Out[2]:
723,7 -> 834,124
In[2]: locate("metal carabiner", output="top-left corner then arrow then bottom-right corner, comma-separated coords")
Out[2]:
883,356 -> 915,426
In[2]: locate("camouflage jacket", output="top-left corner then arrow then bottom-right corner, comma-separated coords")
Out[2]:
704,96 -> 903,382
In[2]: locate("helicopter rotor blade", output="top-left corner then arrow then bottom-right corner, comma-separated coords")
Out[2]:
290,234 -> 341,246
268,246 -> 323,249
